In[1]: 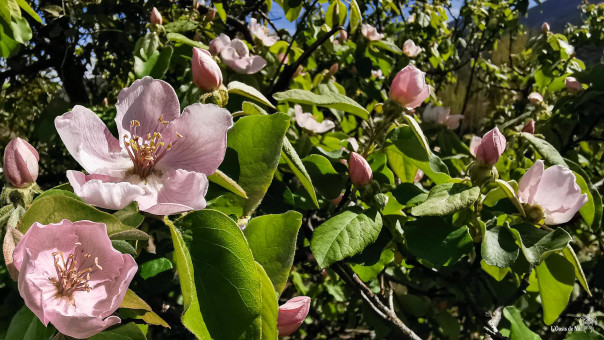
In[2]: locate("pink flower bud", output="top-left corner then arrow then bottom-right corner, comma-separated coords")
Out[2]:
474,127 -> 506,166
192,48 -> 223,91
329,63 -> 339,75
339,29 -> 348,41
277,296 -> 311,336
150,7 -> 162,25
293,64 -> 304,78
389,64 -> 430,109
414,169 -> 424,182
3,137 -> 39,188
565,77 -> 582,92
541,22 -> 550,34
528,92 -> 543,104
521,119 -> 535,134
349,152 -> 373,186
331,193 -> 344,206
277,53 -> 288,64
207,8 -> 216,21
402,39 -> 421,57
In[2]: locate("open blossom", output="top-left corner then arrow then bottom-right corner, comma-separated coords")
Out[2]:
277,296 -> 311,336
565,77 -> 582,92
349,152 -> 373,186
3,137 -> 39,187
295,105 -> 335,133
422,105 -> 464,129
528,92 -> 543,104
518,160 -> 588,224
372,69 -> 383,79
361,24 -> 384,41
150,7 -> 162,25
403,39 -> 421,57
389,64 -> 430,109
249,18 -> 279,46
471,127 -> 506,166
55,77 -> 233,215
209,34 -> 267,74
13,220 -> 137,339
192,48 -> 222,91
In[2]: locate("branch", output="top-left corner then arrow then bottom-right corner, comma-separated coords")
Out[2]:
197,5 -> 254,42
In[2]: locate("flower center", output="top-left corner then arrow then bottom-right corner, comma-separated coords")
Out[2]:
123,115 -> 183,179
50,242 -> 103,306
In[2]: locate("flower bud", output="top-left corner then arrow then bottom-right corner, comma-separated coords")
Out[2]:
329,63 -> 339,75
192,48 -> 223,91
340,29 -> 348,41
521,119 -> 535,134
414,169 -> 424,182
277,296 -> 311,336
389,64 -> 430,109
528,92 -> 543,104
565,77 -> 582,92
207,8 -> 216,21
474,127 -> 506,166
3,138 -> 39,188
541,22 -> 550,34
349,152 -> 373,186
150,7 -> 162,25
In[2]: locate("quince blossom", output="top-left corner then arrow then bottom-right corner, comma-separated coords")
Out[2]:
55,77 -> 233,215
210,33 -> 267,74
295,104 -> 335,133
361,24 -> 384,41
422,105 -> 464,129
13,220 -> 137,339
249,18 -> 279,46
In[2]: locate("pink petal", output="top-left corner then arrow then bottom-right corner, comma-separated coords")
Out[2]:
277,296 -> 311,336
55,106 -> 131,177
115,77 -> 181,148
45,308 -> 121,339
209,33 -> 231,55
545,193 -> 588,225
533,165 -> 585,213
469,136 -> 482,156
156,103 -> 233,174
404,84 -> 430,109
445,114 -> 464,129
137,170 -> 209,215
518,160 -> 545,205
67,171 -> 145,210
3,137 -> 39,187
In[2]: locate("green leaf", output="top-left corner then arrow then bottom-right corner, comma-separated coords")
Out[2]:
19,195 -> 149,240
242,101 -> 268,115
16,0 -> 41,22
349,0 -> 362,32
562,245 -> 591,296
273,89 -> 369,120
226,113 -> 290,216
166,218 -> 212,339
113,202 -> 145,229
111,240 -> 137,256
480,260 -> 510,281
502,306 -> 540,340
134,46 -> 173,79
208,169 -> 248,199
482,224 -> 520,268
244,211 -> 303,295
520,133 -> 567,167
402,217 -> 473,267
214,2 -> 227,22
282,138 -> 319,207
351,249 -> 394,282
372,40 -> 403,54
140,258 -> 173,280
120,289 -> 170,328
7,306 -> 55,340
508,223 -> 572,266
302,154 -> 346,200
325,0 -> 346,29
35,188 -> 83,202
174,210 -> 261,339
535,253 -> 574,325
410,183 -> 480,216
228,81 -> 275,109
566,158 -> 602,231
240,263 -> 279,340
167,32 -> 209,49
384,146 -> 419,183
9,15 -> 32,44
89,322 -> 146,340
483,180 -> 518,207
311,208 -> 382,268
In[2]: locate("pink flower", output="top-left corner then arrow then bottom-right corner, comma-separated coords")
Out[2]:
150,7 -> 162,25
469,135 -> 482,156
277,53 -> 288,64
55,77 -> 233,215
522,119 -> 535,134
528,92 -> 543,104
329,63 -> 339,75
249,18 -> 279,46
3,137 -> 39,188
518,160 -> 588,224
565,77 -> 582,92
339,29 -> 348,41
331,193 -> 344,206
277,296 -> 311,336
371,69 -> 383,79
361,24 -> 384,41
210,34 -> 267,74
192,48 -> 222,91
472,127 -> 506,166
349,152 -> 373,186
402,39 -> 421,57
414,169 -> 424,182
295,105 -> 335,133
422,105 -> 464,129
12,220 -> 137,339
541,22 -> 550,33
389,64 -> 430,109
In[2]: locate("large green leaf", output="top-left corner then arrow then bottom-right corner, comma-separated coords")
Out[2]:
535,254 -> 574,325
239,263 -> 279,340
134,46 -> 173,79
508,223 -> 572,266
244,211 -> 303,295
302,154 -> 346,199
89,322 -> 146,340
562,245 -> 591,296
120,289 -> 170,327
167,32 -> 208,49
311,208 -> 383,268
226,113 -> 290,216
19,195 -> 149,240
519,133 -> 567,167
208,170 -> 248,199
402,217 -> 473,267
228,81 -> 275,108
566,158 -> 602,231
6,306 -> 55,340
273,89 -> 369,120
282,138 -> 319,207
349,0 -> 362,32
174,210 -> 261,339
410,183 -> 480,216
502,307 -> 540,340
16,0 -> 42,22
481,224 -> 520,268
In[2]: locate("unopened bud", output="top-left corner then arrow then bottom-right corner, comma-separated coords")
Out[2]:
349,152 -> 372,186
521,119 -> 535,134
541,22 -> 550,34
3,137 -> 39,188
192,47 -> 223,91
150,7 -> 162,25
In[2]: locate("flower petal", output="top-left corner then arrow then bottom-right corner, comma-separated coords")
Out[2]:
545,193 -> 588,225
533,165 -> 580,212
115,77 -> 181,148
156,103 -> 233,174
55,106 -> 131,176
137,170 -> 209,215
67,171 -> 145,210
46,308 -> 121,339
518,160 -> 544,204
